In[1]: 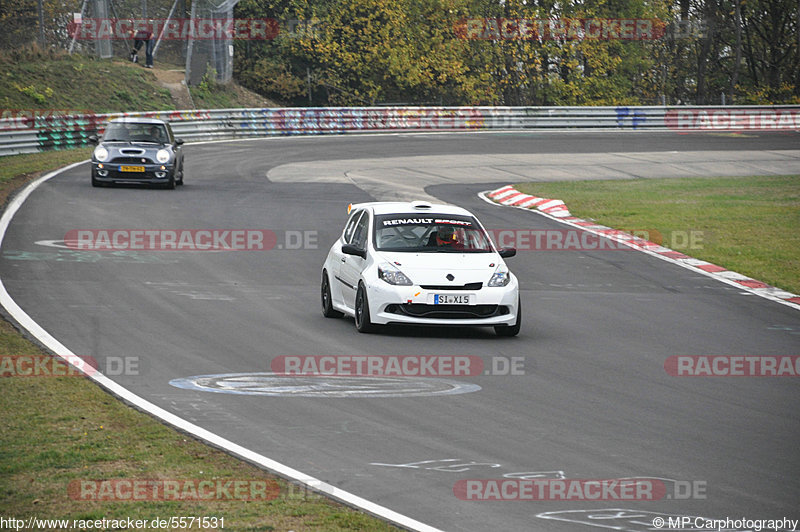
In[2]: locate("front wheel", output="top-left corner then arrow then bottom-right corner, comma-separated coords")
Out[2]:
495,298 -> 521,337
354,284 -> 376,333
321,272 -> 343,318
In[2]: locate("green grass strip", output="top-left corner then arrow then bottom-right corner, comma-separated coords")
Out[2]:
516,175 -> 800,295
0,149 -> 92,186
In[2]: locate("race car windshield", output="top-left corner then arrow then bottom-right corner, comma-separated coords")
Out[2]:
374,214 -> 493,253
104,123 -> 168,144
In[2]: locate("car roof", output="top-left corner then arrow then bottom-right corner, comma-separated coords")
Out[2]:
351,201 -> 474,217
107,117 -> 168,126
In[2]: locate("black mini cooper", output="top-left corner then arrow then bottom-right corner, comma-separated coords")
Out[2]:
89,117 -> 185,189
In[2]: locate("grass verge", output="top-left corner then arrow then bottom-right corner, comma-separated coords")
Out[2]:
0,156 -> 397,531
515,175 -> 800,295
0,149 -> 92,189
190,71 -> 272,110
0,49 -> 174,113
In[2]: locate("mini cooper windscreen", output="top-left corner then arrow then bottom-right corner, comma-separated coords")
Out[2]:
374,214 -> 493,253
103,122 -> 170,144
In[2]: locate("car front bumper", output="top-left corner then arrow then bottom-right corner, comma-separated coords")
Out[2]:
92,163 -> 175,184
366,279 -> 520,327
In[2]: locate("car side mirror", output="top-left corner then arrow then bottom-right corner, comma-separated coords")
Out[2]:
499,248 -> 516,258
88,134 -> 99,144
342,243 -> 366,259
174,138 -> 184,146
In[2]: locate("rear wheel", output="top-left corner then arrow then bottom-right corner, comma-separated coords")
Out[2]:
321,272 -> 343,318
354,283 -> 375,333
495,298 -> 521,337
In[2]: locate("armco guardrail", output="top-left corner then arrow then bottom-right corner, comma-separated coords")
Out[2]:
1,105 -> 798,157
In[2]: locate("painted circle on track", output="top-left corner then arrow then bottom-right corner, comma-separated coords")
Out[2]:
169,372 -> 481,398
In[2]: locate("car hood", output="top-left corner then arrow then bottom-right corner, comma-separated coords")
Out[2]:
376,251 -> 505,286
101,142 -> 167,151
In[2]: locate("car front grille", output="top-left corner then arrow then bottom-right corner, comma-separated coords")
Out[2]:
419,282 -> 483,291
385,303 -> 507,319
109,156 -> 154,164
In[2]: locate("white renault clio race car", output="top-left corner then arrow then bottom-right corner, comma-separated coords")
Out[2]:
321,201 -> 521,336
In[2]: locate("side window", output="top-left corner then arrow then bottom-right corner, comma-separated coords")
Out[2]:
351,212 -> 370,249
342,211 -> 363,244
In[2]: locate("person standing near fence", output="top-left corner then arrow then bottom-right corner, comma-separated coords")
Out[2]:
130,20 -> 154,68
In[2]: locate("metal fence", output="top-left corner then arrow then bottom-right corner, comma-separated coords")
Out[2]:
1,106 -> 798,157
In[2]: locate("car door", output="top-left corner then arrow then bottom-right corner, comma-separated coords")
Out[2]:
167,123 -> 183,173
330,209 -> 363,309
338,210 -> 370,310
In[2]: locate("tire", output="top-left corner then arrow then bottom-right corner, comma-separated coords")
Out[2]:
321,272 -> 343,318
164,174 -> 176,190
354,283 -> 376,333
495,298 -> 521,337
91,176 -> 102,187
177,163 -> 184,185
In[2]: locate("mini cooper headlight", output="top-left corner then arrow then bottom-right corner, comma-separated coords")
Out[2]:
156,149 -> 170,163
378,262 -> 413,286
488,264 -> 510,287
93,146 -> 108,162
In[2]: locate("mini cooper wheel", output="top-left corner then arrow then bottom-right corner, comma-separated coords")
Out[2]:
321,272 -> 343,318
354,283 -> 375,333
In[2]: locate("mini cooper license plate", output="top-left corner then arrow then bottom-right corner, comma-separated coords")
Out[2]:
433,294 -> 473,305
119,165 -> 145,172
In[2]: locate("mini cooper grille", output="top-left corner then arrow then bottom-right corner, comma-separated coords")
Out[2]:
386,304 -> 507,319
110,156 -> 153,164
419,282 -> 483,291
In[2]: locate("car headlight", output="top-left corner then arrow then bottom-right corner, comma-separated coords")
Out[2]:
156,149 -> 170,163
93,146 -> 108,162
488,264 -> 510,287
378,262 -> 413,286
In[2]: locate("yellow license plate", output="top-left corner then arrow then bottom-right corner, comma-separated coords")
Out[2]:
119,165 -> 145,172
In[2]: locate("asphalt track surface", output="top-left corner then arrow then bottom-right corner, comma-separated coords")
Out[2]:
2,131 -> 800,531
